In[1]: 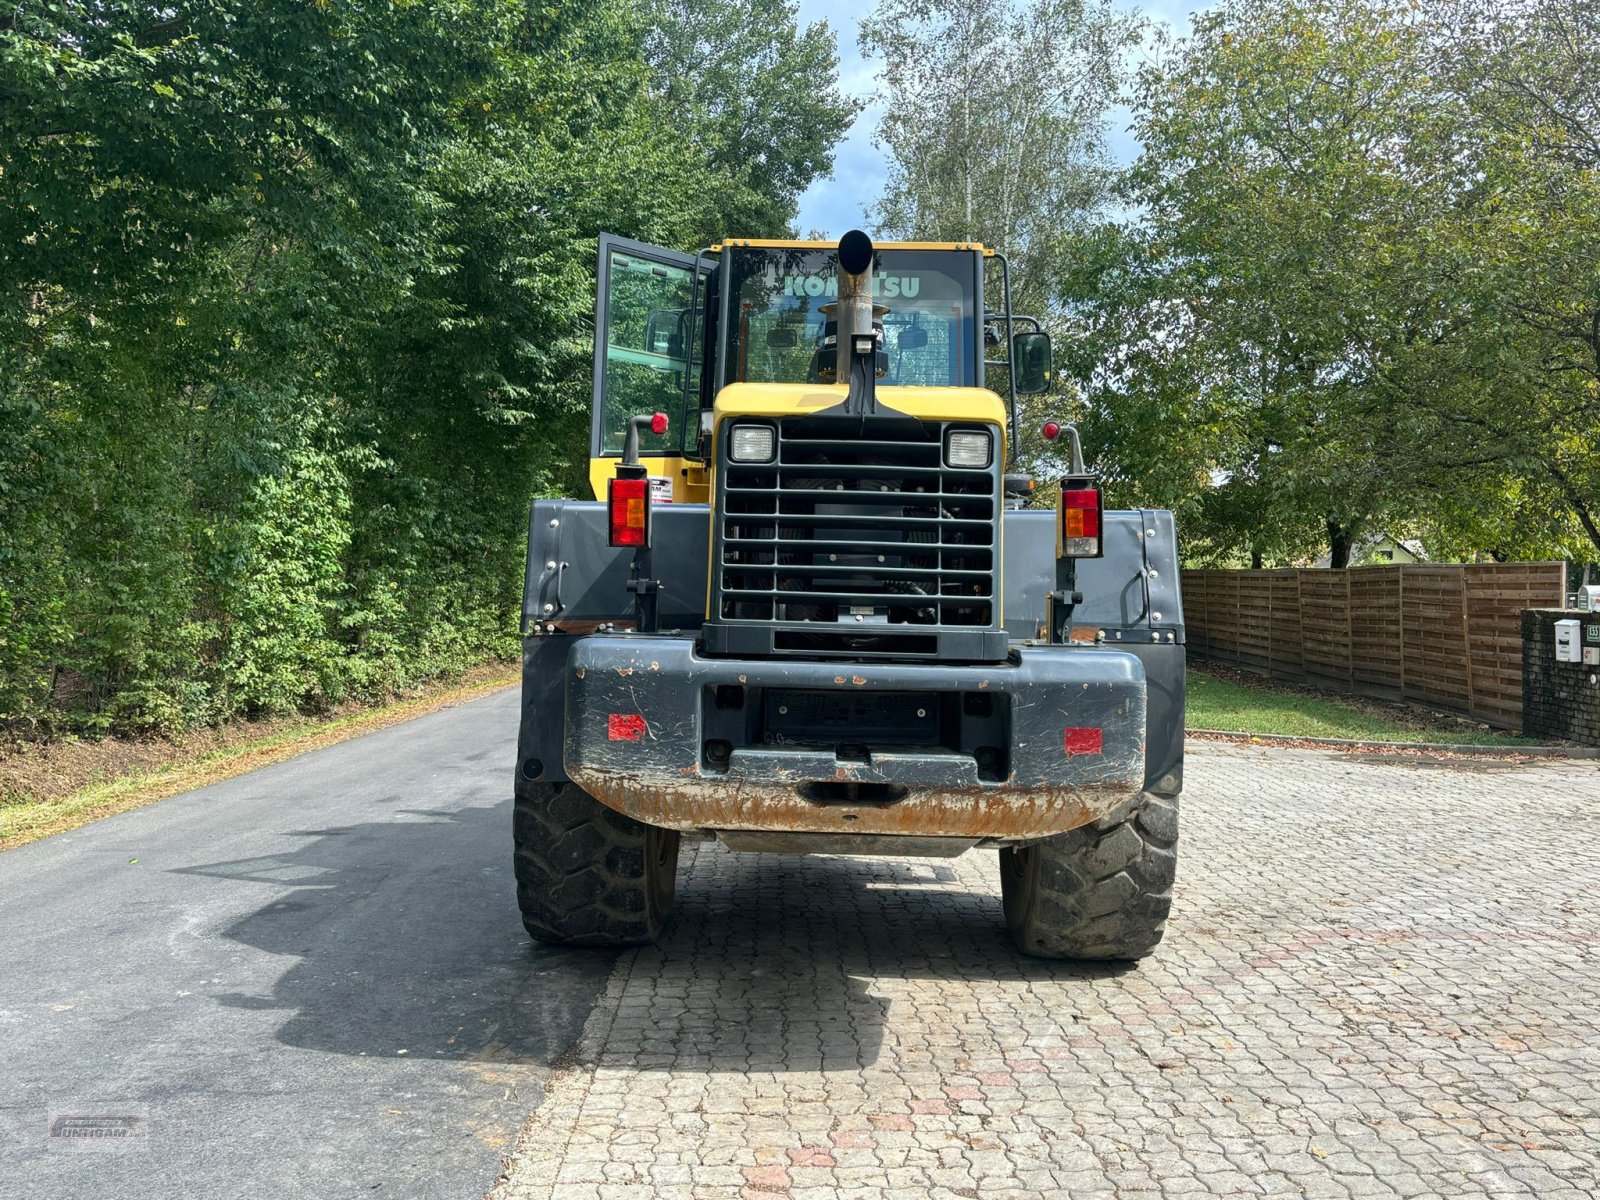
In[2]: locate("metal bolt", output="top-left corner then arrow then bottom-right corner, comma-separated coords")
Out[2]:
548,518 -> 559,528
854,615 -> 864,622
778,705 -> 788,715
544,560 -> 557,571
1147,527 -> 1157,537
542,603 -> 554,614
829,553 -> 837,562
916,708 -> 926,718
1152,611 -> 1162,621
1149,568 -> 1159,578
1150,631 -> 1160,642
877,555 -> 885,563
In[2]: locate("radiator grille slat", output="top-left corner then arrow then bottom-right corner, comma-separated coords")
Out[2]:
710,416 -> 1002,658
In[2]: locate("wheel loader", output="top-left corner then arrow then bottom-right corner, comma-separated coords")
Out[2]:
513,230 -> 1184,959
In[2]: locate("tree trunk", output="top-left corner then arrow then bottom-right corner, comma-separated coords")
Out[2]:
1250,548 -> 1263,569
1548,463 -> 1600,557
1326,520 -> 1356,569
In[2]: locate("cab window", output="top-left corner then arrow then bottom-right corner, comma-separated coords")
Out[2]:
724,247 -> 978,388
595,241 -> 702,456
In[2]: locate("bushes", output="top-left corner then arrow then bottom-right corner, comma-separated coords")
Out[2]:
0,0 -> 852,739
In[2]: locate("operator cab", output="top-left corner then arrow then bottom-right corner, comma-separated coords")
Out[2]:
586,237 -> 1049,504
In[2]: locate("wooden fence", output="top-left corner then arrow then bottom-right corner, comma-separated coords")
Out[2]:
1180,563 -> 1567,729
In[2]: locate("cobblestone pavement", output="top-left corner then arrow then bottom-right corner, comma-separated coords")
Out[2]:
489,742 -> 1600,1200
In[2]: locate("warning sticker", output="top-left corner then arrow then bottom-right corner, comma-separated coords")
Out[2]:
649,476 -> 673,504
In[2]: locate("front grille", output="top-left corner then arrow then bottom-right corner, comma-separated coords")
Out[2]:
704,415 -> 1004,660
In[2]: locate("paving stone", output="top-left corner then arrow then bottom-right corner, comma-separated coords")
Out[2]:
487,743 -> 1600,1199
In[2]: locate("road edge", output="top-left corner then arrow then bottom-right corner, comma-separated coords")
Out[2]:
0,668 -> 520,852
1188,728 -> 1597,757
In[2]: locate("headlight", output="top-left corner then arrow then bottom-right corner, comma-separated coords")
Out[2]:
945,429 -> 992,469
728,423 -> 776,463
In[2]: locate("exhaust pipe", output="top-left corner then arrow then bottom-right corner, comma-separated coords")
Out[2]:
835,230 -> 878,415
836,229 -> 874,356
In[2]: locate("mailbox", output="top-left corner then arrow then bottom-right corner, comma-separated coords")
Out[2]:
1554,618 -> 1582,664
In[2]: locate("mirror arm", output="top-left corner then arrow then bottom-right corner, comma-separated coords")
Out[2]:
991,250 -> 1020,469
682,246 -> 717,461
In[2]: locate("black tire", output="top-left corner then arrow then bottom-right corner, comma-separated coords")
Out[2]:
999,791 -> 1178,960
513,780 -> 680,946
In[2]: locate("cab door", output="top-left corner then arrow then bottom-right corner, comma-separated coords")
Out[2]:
589,235 -> 710,502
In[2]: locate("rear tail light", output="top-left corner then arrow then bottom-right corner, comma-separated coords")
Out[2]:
608,475 -> 651,547
1059,485 -> 1102,558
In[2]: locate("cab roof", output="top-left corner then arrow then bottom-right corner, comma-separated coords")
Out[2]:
713,238 -> 994,256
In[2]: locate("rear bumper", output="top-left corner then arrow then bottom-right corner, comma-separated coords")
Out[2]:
562,636 -> 1146,842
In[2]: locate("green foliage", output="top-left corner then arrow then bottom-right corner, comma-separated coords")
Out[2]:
645,0 -> 860,236
1063,0 -> 1600,567
0,0 -> 847,735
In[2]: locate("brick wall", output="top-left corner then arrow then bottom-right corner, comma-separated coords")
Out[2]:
1522,609 -> 1600,746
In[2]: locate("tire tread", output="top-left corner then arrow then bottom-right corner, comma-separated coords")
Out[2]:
512,780 -> 678,946
1001,791 -> 1178,961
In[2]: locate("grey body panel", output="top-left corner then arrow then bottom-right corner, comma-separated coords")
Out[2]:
523,501 -> 1185,641
555,636 -> 1147,842
517,499 -> 1186,806
518,634 -> 1184,799
524,502 -> 711,633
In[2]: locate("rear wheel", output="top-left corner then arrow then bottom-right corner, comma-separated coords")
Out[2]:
513,781 -> 680,946
999,791 -> 1178,960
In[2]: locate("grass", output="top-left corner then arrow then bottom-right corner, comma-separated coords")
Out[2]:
0,666 -> 519,852
1186,665 -> 1530,746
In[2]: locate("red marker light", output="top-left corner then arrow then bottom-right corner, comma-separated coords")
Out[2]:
1058,486 -> 1103,558
1063,727 -> 1103,756
649,412 -> 669,436
608,476 -> 651,547
1042,421 -> 1061,440
608,713 -> 648,742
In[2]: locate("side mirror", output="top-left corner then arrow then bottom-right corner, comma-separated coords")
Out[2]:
897,325 -> 928,350
766,326 -> 798,349
1013,330 -> 1053,395
645,308 -> 688,360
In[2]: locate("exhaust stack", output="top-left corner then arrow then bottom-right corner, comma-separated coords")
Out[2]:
836,229 -> 875,356
835,230 -> 879,416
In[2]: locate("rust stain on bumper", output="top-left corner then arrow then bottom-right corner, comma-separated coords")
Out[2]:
568,765 -> 1139,840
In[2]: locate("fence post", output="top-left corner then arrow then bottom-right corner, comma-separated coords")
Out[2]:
1344,572 -> 1354,688
1397,567 -> 1406,703
1267,571 -> 1277,678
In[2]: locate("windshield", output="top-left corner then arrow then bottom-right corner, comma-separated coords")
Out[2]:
724,248 -> 979,388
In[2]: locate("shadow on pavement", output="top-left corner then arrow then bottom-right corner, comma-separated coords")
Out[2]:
176,813 -> 1128,1076
173,801 -> 616,1065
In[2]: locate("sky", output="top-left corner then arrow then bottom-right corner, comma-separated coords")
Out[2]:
791,0 -> 1206,238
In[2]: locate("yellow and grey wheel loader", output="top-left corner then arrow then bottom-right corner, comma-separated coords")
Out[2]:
512,231 -> 1184,960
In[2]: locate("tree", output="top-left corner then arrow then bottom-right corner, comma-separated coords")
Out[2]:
1429,0 -> 1600,558
1064,0 -> 1598,567
644,0 -> 859,237
860,0 -> 1139,319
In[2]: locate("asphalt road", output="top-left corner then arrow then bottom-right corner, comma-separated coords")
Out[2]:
0,687 -> 613,1200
